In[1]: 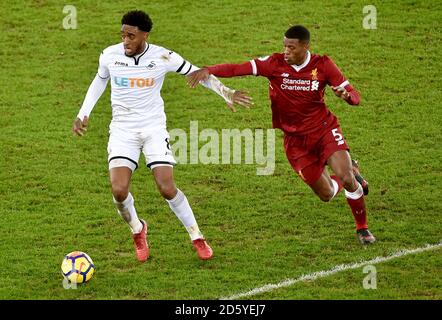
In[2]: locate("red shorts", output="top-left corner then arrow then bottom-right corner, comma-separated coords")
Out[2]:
283,116 -> 349,185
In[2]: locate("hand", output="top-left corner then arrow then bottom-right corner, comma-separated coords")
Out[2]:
332,86 -> 350,101
72,116 -> 89,136
187,68 -> 210,88
226,90 -> 254,113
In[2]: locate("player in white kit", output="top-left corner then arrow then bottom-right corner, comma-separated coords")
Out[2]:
72,10 -> 252,262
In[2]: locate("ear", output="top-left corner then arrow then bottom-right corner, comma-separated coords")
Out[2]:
144,32 -> 149,40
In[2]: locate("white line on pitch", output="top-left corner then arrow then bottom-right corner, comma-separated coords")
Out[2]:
219,241 -> 442,300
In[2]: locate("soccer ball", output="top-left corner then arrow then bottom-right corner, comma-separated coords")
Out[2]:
61,251 -> 95,284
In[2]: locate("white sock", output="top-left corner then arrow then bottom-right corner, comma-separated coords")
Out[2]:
113,193 -> 143,234
331,179 -> 340,199
166,189 -> 203,241
345,183 -> 364,200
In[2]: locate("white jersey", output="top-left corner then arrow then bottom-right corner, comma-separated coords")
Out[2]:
98,42 -> 199,130
77,42 -> 235,131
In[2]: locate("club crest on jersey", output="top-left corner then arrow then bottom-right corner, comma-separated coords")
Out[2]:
146,61 -> 156,70
113,76 -> 155,88
311,68 -> 318,80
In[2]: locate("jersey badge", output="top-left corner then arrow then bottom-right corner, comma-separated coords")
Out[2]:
311,68 -> 318,80
146,61 -> 156,70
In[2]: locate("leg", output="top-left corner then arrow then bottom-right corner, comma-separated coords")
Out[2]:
110,166 -> 132,202
298,162 -> 342,203
327,150 -> 358,192
108,126 -> 144,232
327,150 -> 375,244
107,126 -> 149,261
152,165 -> 199,237
109,166 -> 143,233
109,165 -> 149,261
151,165 -> 178,200
152,165 -> 213,260
284,131 -> 343,203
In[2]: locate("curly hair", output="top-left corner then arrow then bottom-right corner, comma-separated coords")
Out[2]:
121,10 -> 153,32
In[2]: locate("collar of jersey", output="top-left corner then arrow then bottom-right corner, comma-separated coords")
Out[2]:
124,42 -> 150,60
290,51 -> 311,72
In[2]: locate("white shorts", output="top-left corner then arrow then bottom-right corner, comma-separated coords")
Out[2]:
107,126 -> 176,172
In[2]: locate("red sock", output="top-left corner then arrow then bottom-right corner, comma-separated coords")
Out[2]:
346,196 -> 368,230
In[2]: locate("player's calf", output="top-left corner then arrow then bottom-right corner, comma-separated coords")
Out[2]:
316,190 -> 334,202
310,175 -> 336,202
352,160 -> 369,195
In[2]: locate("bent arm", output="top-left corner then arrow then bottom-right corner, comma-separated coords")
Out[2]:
76,74 -> 109,120
340,81 -> 360,105
333,80 -> 360,106
346,86 -> 360,105
325,56 -> 361,106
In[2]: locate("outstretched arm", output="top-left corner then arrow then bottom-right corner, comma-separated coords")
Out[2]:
187,62 -> 253,88
166,51 -> 252,111
72,74 -> 108,136
186,62 -> 254,112
195,72 -> 253,112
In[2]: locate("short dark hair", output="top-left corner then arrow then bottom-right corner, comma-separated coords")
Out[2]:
285,25 -> 310,42
121,10 -> 153,32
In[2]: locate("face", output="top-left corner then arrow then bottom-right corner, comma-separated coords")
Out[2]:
283,37 -> 309,65
121,24 -> 148,56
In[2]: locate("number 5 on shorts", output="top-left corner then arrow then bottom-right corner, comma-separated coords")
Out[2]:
332,128 -> 344,145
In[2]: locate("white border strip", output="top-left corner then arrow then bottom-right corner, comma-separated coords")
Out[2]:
219,242 -> 442,300
250,60 -> 257,76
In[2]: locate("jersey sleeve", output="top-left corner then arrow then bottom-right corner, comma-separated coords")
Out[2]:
76,74 -> 109,120
324,56 -> 361,105
324,56 -> 349,88
97,51 -> 110,79
250,55 -> 273,77
207,62 -> 253,77
165,50 -> 196,76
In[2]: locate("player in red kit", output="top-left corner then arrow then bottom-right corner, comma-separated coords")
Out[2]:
188,25 -> 375,244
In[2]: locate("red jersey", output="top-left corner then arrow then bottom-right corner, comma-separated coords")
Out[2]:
207,52 -> 360,135
251,52 -> 357,134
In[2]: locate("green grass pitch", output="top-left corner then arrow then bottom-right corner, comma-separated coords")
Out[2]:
0,0 -> 441,299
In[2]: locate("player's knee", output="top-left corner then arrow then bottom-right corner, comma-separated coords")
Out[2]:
318,191 -> 334,202
313,186 -> 334,202
339,171 -> 355,189
112,184 -> 129,202
157,183 -> 177,200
